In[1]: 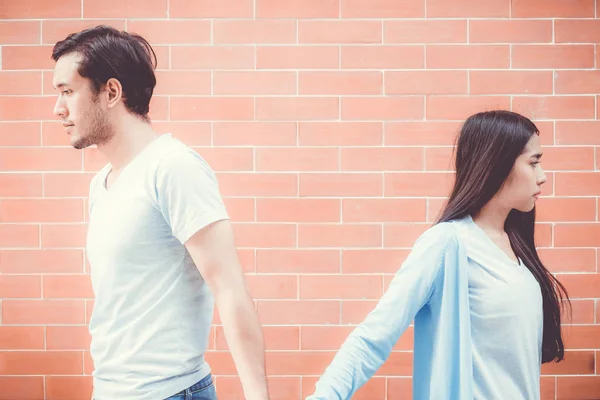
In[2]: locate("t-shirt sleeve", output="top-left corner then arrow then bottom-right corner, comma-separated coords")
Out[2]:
155,149 -> 229,244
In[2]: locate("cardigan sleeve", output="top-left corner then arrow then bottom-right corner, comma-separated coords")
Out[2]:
305,223 -> 461,400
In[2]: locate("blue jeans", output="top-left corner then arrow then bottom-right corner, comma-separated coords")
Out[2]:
165,374 -> 217,400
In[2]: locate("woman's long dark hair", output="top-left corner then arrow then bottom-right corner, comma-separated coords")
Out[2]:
437,110 -> 570,363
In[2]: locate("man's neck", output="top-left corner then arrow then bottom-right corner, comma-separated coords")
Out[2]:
98,118 -> 158,173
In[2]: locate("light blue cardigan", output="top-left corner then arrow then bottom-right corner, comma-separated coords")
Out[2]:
306,220 -> 474,399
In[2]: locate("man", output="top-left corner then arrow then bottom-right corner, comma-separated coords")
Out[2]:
51,25 -> 270,400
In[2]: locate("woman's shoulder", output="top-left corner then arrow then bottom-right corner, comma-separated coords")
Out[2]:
416,216 -> 470,248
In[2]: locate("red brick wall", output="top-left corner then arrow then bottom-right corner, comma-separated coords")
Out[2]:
1,1 -> 599,399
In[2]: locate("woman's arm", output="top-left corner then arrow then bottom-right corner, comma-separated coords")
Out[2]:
305,224 -> 460,400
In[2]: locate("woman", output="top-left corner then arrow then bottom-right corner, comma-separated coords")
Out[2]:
306,110 -> 570,400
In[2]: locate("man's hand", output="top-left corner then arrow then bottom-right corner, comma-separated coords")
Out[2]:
185,219 -> 270,400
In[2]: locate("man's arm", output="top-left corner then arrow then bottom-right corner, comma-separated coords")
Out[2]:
185,219 -> 269,400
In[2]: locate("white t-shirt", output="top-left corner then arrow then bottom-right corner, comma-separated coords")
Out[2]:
86,134 -> 229,400
460,215 -> 544,399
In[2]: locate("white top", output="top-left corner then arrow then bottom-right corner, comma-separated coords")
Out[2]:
86,134 -> 229,400
461,215 -> 544,399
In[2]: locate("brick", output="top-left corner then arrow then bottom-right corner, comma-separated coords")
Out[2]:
536,197 -> 596,222
1,0 -> 79,18
387,378 -> 413,399
41,224 -> 87,248
242,275 -> 298,300
257,301 -> 340,324
232,223 -> 296,248
257,46 -> 338,69
127,20 -> 209,45
0,224 -> 39,248
427,45 -> 510,69
426,96 -> 510,120
214,71 -> 296,95
385,121 -> 462,146
513,96 -> 595,120
266,352 -> 338,375
0,199 -> 84,224
341,300 -> 379,323
299,122 -> 382,146
556,121 -> 600,145
0,96 -> 55,120
340,147 -> 423,172
299,20 -> 381,44
256,97 -> 339,121
299,71 -> 383,95
557,376 -> 600,400
222,198 -> 254,223
555,224 -> 600,248
256,198 -> 340,223
42,19 -> 126,44
299,275 -> 383,299
152,122 -> 212,147
555,70 -> 600,94
343,249 -> 409,274
213,20 -> 296,44
256,0 -> 339,17
0,377 -> 44,400
256,249 -> 340,274
255,147 -> 338,171
386,71 -> 468,95
555,172 -> 600,196
216,326 -> 299,350
563,325 -> 600,349
170,97 -> 254,121
154,71 -> 211,95
0,122 -> 41,146
0,71 -> 42,95
541,350 -> 595,374
470,71 -> 553,95
217,173 -> 298,197
0,249 -> 83,274
469,19 -> 552,43
555,19 -> 600,43
512,0 -> 594,17
83,0 -> 166,17
301,325 -> 354,350
385,20 -> 466,43
46,376 -> 93,400
342,45 -> 424,69
0,326 -> 44,350
541,147 -> 595,171
171,46 -> 254,70
46,326 -> 91,350
385,172 -> 454,197
148,96 -> 169,121
43,275 -> 94,299
194,147 -> 254,171
0,275 -> 41,299
214,122 -> 297,146
538,248 -> 597,273
298,224 -> 382,248
425,147 -> 454,171
299,173 -> 383,197
512,45 -> 594,69
341,97 -> 424,120
43,173 -> 94,197
2,300 -> 85,324
342,0 -> 424,17
427,0 -> 508,17
171,0 -> 251,17
0,174 -> 42,197
559,273 -> 600,300
0,21 -> 40,44
0,351 -> 83,375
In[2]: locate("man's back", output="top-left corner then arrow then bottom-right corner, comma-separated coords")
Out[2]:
86,134 -> 229,400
